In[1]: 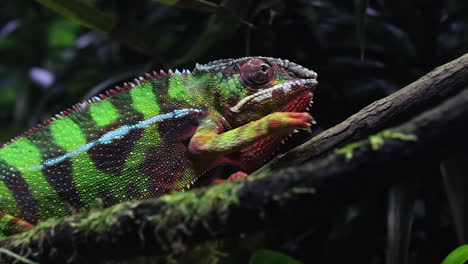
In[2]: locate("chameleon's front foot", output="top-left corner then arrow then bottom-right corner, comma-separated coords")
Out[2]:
200,112 -> 314,185
189,111 -> 314,157
264,112 -> 314,136
188,111 -> 314,186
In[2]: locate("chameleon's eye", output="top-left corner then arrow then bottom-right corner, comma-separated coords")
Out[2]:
241,59 -> 273,87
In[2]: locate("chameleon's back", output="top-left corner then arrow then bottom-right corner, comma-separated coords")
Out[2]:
0,71 -> 208,225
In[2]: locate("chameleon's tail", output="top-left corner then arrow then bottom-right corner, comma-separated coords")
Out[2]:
0,212 -> 33,237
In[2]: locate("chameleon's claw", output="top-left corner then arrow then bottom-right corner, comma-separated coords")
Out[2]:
213,171 -> 248,184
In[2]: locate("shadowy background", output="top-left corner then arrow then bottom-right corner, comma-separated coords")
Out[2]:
1,0 -> 468,263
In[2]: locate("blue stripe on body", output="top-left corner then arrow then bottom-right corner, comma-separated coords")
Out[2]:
28,108 -> 203,171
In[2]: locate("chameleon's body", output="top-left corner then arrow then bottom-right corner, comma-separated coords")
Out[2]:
0,57 -> 317,236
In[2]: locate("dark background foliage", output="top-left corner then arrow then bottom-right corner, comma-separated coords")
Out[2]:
1,0 -> 468,263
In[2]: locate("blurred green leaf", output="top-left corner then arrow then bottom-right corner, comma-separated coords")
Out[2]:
34,0 -> 153,55
250,249 -> 302,264
34,0 -> 115,32
48,20 -> 79,47
0,88 -> 16,107
442,245 -> 468,264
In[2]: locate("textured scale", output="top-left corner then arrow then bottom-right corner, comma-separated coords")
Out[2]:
0,57 -> 317,236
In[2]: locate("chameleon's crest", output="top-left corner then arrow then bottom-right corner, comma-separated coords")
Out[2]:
108,68 -> 191,99
0,68 -> 192,148
195,56 -> 317,79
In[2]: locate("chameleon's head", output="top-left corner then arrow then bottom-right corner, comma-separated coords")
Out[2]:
194,57 -> 317,126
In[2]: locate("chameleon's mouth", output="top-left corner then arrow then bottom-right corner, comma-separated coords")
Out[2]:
229,78 -> 318,113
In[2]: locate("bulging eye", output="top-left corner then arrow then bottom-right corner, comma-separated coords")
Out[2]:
241,59 -> 273,87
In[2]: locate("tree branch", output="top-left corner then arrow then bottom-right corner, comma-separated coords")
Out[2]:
0,54 -> 467,263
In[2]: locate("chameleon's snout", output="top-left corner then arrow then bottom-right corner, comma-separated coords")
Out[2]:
230,78 -> 317,113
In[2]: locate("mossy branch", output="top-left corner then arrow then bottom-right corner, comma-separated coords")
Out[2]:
0,54 -> 467,263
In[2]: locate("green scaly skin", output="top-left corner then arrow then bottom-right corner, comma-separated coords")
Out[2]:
0,57 -> 317,237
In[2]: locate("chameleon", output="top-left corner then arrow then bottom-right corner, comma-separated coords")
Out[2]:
0,57 -> 317,237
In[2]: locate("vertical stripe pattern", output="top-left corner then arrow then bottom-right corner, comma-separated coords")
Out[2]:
0,160 -> 38,223
0,138 -> 69,221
